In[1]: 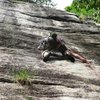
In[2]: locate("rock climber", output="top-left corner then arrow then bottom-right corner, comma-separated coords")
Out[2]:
38,33 -> 91,64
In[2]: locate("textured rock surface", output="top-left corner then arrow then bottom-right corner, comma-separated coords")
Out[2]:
0,0 -> 100,100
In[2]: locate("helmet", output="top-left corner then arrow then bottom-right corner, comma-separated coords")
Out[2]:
50,33 -> 57,39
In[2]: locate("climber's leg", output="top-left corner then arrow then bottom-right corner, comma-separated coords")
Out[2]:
42,50 -> 51,62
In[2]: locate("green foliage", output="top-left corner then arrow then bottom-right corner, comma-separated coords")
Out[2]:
12,0 -> 56,7
65,0 -> 100,23
14,69 -> 31,84
33,0 -> 56,7
27,97 -> 32,100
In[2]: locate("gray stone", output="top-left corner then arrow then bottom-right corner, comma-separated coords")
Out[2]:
0,0 -> 100,100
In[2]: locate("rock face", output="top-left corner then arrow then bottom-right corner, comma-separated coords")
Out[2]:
0,0 -> 100,100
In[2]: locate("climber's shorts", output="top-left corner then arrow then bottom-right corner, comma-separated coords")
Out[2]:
58,45 -> 68,55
